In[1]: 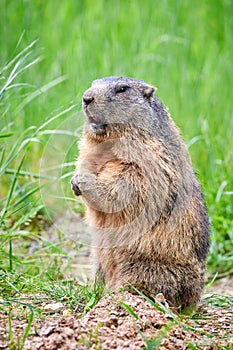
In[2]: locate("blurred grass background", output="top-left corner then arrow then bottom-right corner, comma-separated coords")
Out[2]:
0,0 -> 233,288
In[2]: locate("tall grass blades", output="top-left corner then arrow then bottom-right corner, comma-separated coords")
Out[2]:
0,40 -> 75,283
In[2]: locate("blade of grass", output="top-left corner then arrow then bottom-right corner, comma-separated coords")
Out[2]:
22,310 -> 34,346
1,154 -> 26,223
16,75 -> 67,112
130,286 -> 178,320
137,320 -> 176,350
0,39 -> 39,75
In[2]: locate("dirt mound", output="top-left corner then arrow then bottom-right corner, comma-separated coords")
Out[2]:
1,288 -> 232,350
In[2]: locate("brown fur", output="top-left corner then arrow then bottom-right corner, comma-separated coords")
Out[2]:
71,77 -> 209,310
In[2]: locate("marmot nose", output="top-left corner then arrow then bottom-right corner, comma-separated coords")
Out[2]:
83,95 -> 94,106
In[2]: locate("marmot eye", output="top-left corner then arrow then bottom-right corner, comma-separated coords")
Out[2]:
115,85 -> 129,94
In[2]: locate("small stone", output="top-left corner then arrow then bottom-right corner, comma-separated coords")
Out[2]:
42,302 -> 63,312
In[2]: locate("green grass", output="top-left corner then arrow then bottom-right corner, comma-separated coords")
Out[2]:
0,1 -> 233,343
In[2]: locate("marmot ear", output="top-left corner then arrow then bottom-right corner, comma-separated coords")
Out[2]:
142,84 -> 156,98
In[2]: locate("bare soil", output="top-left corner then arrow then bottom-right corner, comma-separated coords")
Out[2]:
0,280 -> 233,350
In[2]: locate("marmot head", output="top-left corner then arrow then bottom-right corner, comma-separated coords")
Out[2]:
82,76 -> 156,137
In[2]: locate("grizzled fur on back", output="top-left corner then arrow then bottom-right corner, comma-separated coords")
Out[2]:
71,76 -> 210,310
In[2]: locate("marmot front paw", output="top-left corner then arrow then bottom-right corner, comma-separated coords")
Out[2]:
71,175 -> 82,196
71,174 -> 97,197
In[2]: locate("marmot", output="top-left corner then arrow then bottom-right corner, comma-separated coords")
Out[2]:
71,76 -> 209,310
